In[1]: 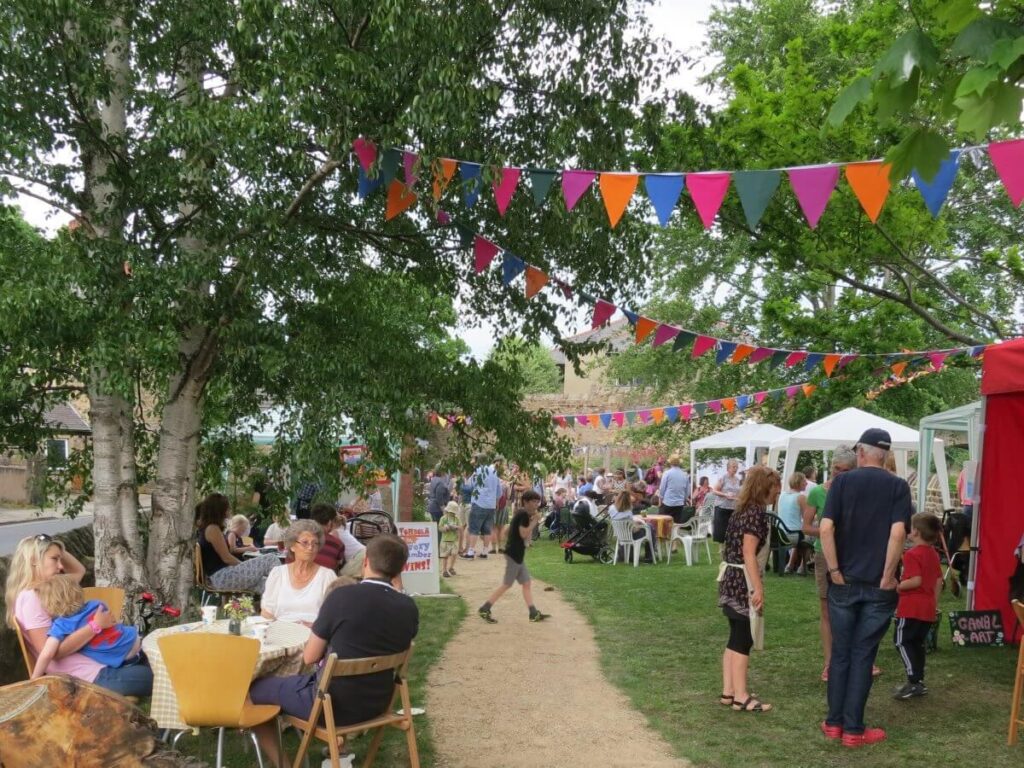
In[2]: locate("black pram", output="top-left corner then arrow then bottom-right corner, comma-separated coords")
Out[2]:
560,504 -> 612,564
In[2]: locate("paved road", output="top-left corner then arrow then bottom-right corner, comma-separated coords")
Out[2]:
0,514 -> 94,556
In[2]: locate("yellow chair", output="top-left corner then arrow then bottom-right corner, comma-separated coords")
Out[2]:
82,586 -> 126,622
158,633 -> 280,768
285,644 -> 419,768
194,542 -> 258,607
1009,600 -> 1024,745
12,621 -> 36,678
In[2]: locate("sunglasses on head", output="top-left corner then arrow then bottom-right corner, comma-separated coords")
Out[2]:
35,533 -> 53,543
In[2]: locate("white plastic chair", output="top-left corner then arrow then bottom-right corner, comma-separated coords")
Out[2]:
668,509 -> 713,565
611,518 -> 658,567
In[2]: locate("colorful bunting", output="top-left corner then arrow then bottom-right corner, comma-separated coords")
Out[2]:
653,324 -> 680,348
754,391 -> 768,405
651,407 -> 665,424
352,138 -> 377,172
891,361 -> 909,377
562,170 -> 597,211
802,384 -> 816,398
635,316 -> 658,344
473,236 -> 500,274
525,266 -> 549,299
733,170 -> 781,231
528,169 -> 558,207
988,140 -> 1024,208
493,167 -> 521,216
613,412 -> 625,427
460,162 -> 483,208
599,413 -> 612,428
731,344 -> 756,364
788,165 -> 840,229
785,351 -> 808,368
599,173 -> 639,228
621,308 -> 639,326
402,151 -> 420,186
736,395 -> 751,410
844,162 -> 891,223
707,400 -> 722,414
747,347 -> 774,365
823,353 -> 842,377
680,404 -> 693,421
644,174 -> 685,226
381,148 -> 402,185
665,406 -> 679,423
592,299 -> 616,329
715,341 -> 738,364
502,253 -> 526,285
912,150 -> 960,218
928,351 -> 949,371
721,398 -> 736,413
693,402 -> 708,417
768,350 -> 789,369
803,353 -> 825,371
357,166 -> 382,199
673,331 -> 696,353
692,335 -> 716,359
432,158 -> 458,201
385,180 -> 417,221
687,172 -> 731,229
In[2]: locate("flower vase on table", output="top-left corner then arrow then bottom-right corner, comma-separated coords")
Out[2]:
228,617 -> 241,635
223,595 -> 255,636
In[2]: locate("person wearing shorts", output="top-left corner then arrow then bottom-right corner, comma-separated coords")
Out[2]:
463,458 -> 503,560
478,490 -> 549,624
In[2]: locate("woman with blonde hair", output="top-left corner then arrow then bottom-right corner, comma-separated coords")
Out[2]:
717,465 -> 781,713
4,534 -> 152,696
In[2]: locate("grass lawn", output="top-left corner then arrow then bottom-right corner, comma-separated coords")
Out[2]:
527,538 -> 1021,768
165,591 -> 465,767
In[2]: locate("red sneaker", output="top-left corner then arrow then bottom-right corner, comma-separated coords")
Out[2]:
841,727 -> 886,748
820,722 -> 843,740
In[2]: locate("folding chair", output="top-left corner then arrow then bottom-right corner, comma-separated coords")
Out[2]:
193,542 -> 258,607
12,621 -> 35,678
82,586 -> 126,622
1009,600 -> 1024,746
285,644 -> 419,768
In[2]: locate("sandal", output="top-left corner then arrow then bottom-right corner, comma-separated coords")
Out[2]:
719,694 -> 734,706
732,696 -> 773,713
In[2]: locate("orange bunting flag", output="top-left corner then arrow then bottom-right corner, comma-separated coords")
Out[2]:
599,173 -> 640,228
524,266 -> 549,299
844,162 -> 892,223
891,361 -> 908,377
651,407 -> 665,424
635,316 -> 658,344
432,158 -> 458,201
823,353 -> 842,377
721,397 -> 736,413
731,344 -> 755,364
588,413 -> 601,428
385,180 -> 417,220
802,384 -> 816,398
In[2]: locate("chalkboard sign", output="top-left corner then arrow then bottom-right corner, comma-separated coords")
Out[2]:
948,610 -> 1005,647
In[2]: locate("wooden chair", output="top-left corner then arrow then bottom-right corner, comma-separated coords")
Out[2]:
1009,600 -> 1024,745
285,644 -> 419,768
193,542 -> 258,607
82,586 -> 126,622
12,620 -> 35,678
159,633 -> 280,768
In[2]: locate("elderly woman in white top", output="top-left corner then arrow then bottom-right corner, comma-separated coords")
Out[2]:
261,520 -> 336,626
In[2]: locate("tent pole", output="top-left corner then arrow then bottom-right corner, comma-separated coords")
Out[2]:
966,397 -> 987,610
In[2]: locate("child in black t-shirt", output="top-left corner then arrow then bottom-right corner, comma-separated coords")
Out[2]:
478,490 -> 549,624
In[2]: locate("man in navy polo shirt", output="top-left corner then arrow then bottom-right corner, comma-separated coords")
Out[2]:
819,428 -> 912,748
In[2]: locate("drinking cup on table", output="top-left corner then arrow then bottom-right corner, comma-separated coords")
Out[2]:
201,605 -> 218,626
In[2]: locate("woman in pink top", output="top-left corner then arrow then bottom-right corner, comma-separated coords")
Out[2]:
4,534 -> 153,696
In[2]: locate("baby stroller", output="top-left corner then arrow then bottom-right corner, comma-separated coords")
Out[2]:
349,510 -> 398,546
560,505 -> 612,564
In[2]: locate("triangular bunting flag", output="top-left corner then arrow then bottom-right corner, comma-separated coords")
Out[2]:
527,169 -> 558,207
352,138 -> 377,172
804,353 -> 825,371
736,395 -> 751,410
785,386 -> 799,399
493,167 -> 521,216
432,158 -> 458,201
988,140 -> 1024,207
692,335 -> 716,359
473,236 -> 500,274
929,351 -> 949,371
643,174 -> 686,226
707,400 -> 722,414
599,173 -> 639,228
733,170 -> 781,230
588,414 -> 601,428
785,351 -> 808,367
844,161 -> 892,223
613,412 -> 625,427
502,253 -> 526,285
754,391 -> 768,405
665,406 -> 679,423
592,299 -> 616,329
715,341 -> 738,364
554,415 -> 567,428
823,353 -> 842,377
694,402 -> 708,417
686,172 -> 731,229
562,170 -> 597,211
970,345 -> 986,357
381,148 -> 402,185
436,210 -> 451,225
673,331 -> 697,352
768,350 -> 789,369
635,316 -> 658,344
652,324 -> 680,348
651,407 -> 665,424
770,388 -> 786,400
357,166 -> 382,199
553,278 -> 573,299
731,344 -> 756,364
402,151 -> 420,186
621,308 -> 639,326
638,410 -> 651,424
576,414 -> 588,426
600,413 -> 612,429
891,361 -> 908,376
912,150 -> 960,218
721,398 -> 735,413
525,266 -> 549,299
802,384 -> 817,398
839,354 -> 858,369
747,347 -> 774,364
460,162 -> 482,208
456,224 -> 474,249
788,165 -> 840,229
385,180 -> 417,221
625,411 -> 637,425
680,404 -> 693,421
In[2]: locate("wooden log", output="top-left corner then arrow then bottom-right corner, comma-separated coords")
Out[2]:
0,675 -> 207,768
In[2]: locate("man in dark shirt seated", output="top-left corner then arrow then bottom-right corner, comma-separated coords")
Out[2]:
311,502 -> 346,571
249,534 -> 419,767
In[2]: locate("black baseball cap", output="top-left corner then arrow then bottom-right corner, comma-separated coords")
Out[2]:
857,428 -> 892,450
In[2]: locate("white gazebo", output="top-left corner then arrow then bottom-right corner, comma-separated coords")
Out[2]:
766,407 -> 920,481
689,420 -> 791,472
916,400 -> 983,513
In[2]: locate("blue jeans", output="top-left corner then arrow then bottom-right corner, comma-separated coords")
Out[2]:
94,656 -> 154,698
826,582 -> 897,734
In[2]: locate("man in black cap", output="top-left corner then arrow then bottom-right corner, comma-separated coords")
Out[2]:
818,427 -> 912,748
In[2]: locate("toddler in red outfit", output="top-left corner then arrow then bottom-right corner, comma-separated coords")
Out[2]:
893,512 -> 943,700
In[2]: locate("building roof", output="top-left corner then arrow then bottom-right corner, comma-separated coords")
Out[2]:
550,318 -> 632,364
43,403 -> 91,434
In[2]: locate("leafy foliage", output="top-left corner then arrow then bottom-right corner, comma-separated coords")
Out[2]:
488,338 -> 563,396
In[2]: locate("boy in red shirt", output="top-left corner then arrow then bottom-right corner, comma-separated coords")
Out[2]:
893,512 -> 943,700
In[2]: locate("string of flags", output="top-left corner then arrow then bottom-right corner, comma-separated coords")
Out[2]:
552,381 -> 819,429
352,137 -> 1024,232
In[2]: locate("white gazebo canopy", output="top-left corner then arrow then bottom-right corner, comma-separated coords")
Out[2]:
917,400 -> 982,512
767,407 -> 920,480
689,420 -> 791,471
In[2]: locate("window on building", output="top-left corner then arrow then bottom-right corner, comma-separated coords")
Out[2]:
46,439 -> 68,467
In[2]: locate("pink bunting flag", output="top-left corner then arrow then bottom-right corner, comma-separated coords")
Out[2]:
576,414 -> 588,426
592,299 -> 616,329
612,412 -> 625,427
686,172 -> 731,229
788,165 -> 840,228
638,410 -> 652,424
988,139 -> 1024,207
929,351 -> 949,371
839,354 -> 858,369
754,391 -> 768,405
785,351 -> 808,367
562,170 -> 597,211
473,236 -> 500,273
352,137 -> 377,172
493,167 -> 521,216
785,385 -> 800,399
554,278 -> 573,299
402,151 -> 419,186
652,324 -> 680,348
747,347 -> 774,364
692,335 -> 717,359
680,404 -> 693,421
707,400 -> 722,414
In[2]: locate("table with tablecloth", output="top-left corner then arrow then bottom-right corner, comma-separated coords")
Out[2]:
633,514 -> 675,558
142,619 -> 311,731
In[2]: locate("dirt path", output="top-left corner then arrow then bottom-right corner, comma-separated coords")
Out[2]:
425,554 -> 690,768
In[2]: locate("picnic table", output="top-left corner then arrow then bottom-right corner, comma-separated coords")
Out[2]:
633,513 -> 675,559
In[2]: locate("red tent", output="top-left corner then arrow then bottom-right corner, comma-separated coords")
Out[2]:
977,338 -> 1024,643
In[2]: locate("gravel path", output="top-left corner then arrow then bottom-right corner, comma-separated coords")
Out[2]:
425,553 -> 690,768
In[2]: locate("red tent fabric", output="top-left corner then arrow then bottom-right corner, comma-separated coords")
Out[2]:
978,339 -> 1024,643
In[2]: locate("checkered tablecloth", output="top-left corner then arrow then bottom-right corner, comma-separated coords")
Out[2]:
143,619 -> 311,731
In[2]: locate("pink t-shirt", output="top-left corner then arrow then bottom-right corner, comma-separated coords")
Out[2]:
14,589 -> 103,683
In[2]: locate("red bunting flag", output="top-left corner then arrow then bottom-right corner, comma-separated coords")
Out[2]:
747,347 -> 774,364
524,266 -> 549,299
613,412 -> 625,427
692,335 -> 717,359
592,299 -> 616,329
473,236 -> 500,273
353,137 -> 377,172
493,167 -> 521,216
652,324 -> 680,347
929,351 -> 949,371
635,316 -> 658,344
785,351 -> 808,367
385,180 -> 417,220
687,172 -> 731,229
988,139 -> 1024,207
